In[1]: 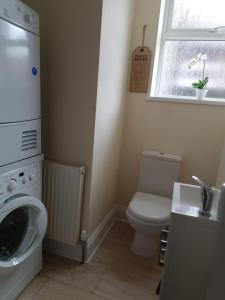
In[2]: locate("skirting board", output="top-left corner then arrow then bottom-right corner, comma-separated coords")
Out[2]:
86,205 -> 128,263
86,206 -> 116,263
115,205 -> 128,222
44,205 -> 128,263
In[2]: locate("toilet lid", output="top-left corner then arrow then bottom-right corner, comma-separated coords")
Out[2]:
128,192 -> 171,224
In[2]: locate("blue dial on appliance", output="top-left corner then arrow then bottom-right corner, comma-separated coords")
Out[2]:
32,67 -> 38,76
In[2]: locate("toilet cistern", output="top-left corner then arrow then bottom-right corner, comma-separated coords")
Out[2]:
192,176 -> 214,217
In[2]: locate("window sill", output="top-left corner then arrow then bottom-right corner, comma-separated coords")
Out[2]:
146,95 -> 225,106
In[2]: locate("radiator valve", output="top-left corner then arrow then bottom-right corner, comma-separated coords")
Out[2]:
80,230 -> 88,242
80,230 -> 88,264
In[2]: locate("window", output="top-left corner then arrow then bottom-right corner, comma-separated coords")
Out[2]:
151,0 -> 225,101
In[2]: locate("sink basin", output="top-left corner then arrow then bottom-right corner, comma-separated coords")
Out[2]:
172,183 -> 220,221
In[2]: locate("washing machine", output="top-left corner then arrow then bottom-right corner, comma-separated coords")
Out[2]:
0,155 -> 47,300
0,0 -> 42,167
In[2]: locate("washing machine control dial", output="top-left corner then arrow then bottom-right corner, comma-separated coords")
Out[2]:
23,13 -> 33,24
7,179 -> 18,192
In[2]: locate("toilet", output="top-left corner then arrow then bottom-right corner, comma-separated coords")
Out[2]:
127,151 -> 182,257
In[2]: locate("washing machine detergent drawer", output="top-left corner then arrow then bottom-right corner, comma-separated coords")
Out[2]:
0,119 -> 41,166
0,18 -> 40,123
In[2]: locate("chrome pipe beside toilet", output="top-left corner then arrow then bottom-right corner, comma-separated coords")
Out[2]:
159,228 -> 169,266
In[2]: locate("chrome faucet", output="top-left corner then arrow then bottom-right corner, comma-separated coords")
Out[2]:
192,176 -> 214,217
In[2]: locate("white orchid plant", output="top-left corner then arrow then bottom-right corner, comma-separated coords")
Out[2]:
188,53 -> 208,90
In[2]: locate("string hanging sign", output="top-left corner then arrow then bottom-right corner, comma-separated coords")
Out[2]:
130,25 -> 151,93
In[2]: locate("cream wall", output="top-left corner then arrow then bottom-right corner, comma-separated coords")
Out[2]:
89,0 -> 134,233
117,0 -> 225,206
23,0 -> 103,230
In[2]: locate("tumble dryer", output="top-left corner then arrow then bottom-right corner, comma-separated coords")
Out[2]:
0,0 -> 41,166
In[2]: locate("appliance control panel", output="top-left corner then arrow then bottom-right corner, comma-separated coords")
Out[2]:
0,0 -> 39,35
0,163 -> 41,197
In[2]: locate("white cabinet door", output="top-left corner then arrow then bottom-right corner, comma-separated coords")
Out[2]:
160,215 -> 218,300
206,188 -> 225,300
0,18 -> 40,123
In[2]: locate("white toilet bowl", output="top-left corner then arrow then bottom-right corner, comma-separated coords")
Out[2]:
127,151 -> 181,257
127,192 -> 171,258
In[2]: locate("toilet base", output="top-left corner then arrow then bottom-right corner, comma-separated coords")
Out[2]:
131,231 -> 159,258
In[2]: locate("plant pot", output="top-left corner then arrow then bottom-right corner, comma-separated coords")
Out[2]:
195,89 -> 208,100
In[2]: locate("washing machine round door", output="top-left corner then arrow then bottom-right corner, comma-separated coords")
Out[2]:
0,196 -> 47,270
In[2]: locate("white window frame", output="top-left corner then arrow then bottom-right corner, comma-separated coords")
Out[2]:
150,0 -> 225,105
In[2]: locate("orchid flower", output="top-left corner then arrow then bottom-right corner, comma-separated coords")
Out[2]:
188,53 -> 209,89
188,53 -> 207,69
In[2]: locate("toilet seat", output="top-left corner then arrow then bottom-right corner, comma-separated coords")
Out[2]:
128,192 -> 171,224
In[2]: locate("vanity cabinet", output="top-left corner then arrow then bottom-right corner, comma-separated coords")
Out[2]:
160,183 -> 220,300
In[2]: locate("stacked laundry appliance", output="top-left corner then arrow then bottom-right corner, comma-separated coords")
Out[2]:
0,1 -> 47,299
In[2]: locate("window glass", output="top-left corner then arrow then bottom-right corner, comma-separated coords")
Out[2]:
171,0 -> 225,29
159,41 -> 225,99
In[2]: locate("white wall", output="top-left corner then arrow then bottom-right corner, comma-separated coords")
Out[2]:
117,0 -> 225,207
88,0 -> 134,234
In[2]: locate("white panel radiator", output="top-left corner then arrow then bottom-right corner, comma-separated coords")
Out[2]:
43,160 -> 85,246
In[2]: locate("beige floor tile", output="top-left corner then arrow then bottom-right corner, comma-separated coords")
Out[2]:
33,279 -> 108,300
41,263 -> 72,284
70,260 -> 106,291
106,221 -> 134,240
42,254 -> 106,292
94,270 -> 157,300
151,263 -> 163,282
17,275 -> 49,300
104,261 -> 158,291
17,222 -> 162,300
93,222 -> 161,299
33,288 -> 72,300
94,226 -> 156,270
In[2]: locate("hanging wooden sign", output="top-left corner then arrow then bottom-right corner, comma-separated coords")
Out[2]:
130,25 -> 151,93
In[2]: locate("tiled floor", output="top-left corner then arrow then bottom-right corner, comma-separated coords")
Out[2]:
18,221 -> 161,300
